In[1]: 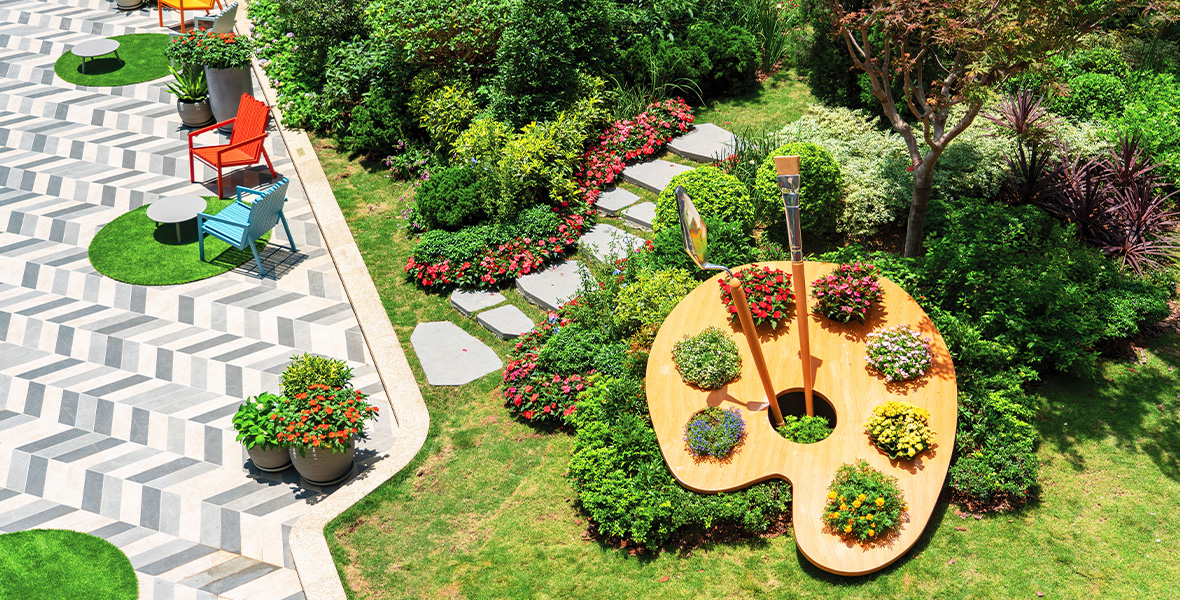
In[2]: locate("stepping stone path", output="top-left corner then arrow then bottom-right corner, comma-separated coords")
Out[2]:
622,159 -> 694,194
516,260 -> 593,312
580,223 -> 646,263
411,322 -> 503,386
596,187 -> 642,216
450,289 -> 506,316
477,305 -> 536,339
667,122 -> 741,163
623,202 -> 656,231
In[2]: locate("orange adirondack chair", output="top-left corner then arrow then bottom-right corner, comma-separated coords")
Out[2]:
158,0 -> 223,34
188,93 -> 278,198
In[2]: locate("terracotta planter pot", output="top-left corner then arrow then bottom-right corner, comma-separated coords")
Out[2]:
246,445 -> 291,472
177,99 -> 215,128
290,438 -> 355,486
203,65 -> 254,133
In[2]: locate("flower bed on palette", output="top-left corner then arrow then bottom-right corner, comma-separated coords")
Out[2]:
576,99 -> 695,204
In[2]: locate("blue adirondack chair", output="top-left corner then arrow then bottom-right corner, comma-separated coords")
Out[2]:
197,178 -> 296,277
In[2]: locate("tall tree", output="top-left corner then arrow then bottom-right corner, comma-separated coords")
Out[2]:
823,0 -> 1157,257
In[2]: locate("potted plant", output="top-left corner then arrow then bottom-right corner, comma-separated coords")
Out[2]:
811,262 -> 884,324
167,30 -> 256,128
165,64 -> 215,128
278,384 -> 380,486
232,392 -> 291,472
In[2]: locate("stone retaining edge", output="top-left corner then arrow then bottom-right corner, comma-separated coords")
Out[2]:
238,5 -> 431,599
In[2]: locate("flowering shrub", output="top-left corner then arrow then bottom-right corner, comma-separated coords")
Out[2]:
865,400 -> 936,459
822,460 -> 906,543
383,141 -> 437,181
165,29 -> 255,69
575,98 -> 694,205
811,262 -> 883,323
277,384 -> 380,454
672,326 -> 742,390
683,407 -> 746,459
865,324 -> 933,382
397,205 -> 427,236
719,265 -> 795,329
502,313 -> 591,424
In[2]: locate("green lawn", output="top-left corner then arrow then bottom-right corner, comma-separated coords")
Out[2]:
317,133 -> 1180,599
694,70 -> 815,134
0,530 -> 137,600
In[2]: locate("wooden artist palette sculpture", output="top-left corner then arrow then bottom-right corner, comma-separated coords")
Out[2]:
645,261 -> 957,575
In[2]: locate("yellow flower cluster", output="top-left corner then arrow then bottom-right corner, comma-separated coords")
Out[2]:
865,400 -> 935,459
822,460 -> 907,544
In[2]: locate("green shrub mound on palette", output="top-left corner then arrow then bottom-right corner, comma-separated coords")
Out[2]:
0,530 -> 137,600
672,326 -> 743,390
55,34 -> 172,87
88,198 -> 272,286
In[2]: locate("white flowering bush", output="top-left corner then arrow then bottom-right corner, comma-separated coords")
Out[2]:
865,324 -> 933,382
672,326 -> 742,390
865,400 -> 935,460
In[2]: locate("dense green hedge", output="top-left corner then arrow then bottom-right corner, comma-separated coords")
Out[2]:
653,166 -> 755,234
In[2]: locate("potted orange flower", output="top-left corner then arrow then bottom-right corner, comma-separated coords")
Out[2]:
277,384 -> 379,486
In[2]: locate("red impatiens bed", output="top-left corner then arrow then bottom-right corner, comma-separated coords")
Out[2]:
405,99 -> 694,290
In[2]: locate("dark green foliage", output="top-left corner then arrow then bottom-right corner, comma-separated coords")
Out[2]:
333,44 -> 416,156
948,377 -> 1040,509
1054,73 -> 1127,120
776,415 -> 833,443
512,204 -> 566,240
537,324 -> 605,374
1111,73 -> 1180,185
276,0 -> 369,76
755,142 -> 843,240
685,21 -> 760,96
410,204 -> 562,266
591,341 -> 633,379
641,217 -> 755,280
1061,46 -> 1130,80
491,0 -> 581,127
414,167 -> 490,231
796,0 -> 866,109
567,375 -> 791,548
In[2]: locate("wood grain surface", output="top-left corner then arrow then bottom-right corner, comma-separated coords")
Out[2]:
646,261 -> 957,575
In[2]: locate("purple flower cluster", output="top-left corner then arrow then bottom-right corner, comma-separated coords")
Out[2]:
865,324 -> 933,382
683,407 -> 746,459
811,262 -> 883,324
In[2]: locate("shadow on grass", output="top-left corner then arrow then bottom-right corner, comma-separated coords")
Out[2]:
76,57 -> 125,75
1034,333 -> 1180,482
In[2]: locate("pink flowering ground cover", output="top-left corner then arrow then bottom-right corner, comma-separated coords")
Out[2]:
502,309 -> 588,424
811,262 -> 884,323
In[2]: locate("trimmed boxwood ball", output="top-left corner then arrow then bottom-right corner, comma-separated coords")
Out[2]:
672,326 -> 742,390
653,166 -> 755,234
754,142 -> 843,240
414,166 -> 490,231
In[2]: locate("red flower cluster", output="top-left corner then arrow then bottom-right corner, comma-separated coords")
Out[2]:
276,384 -> 379,453
718,265 -> 796,330
575,98 -> 694,205
501,311 -> 589,424
404,212 -> 589,289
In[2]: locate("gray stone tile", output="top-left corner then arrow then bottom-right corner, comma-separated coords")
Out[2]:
409,322 -> 502,386
595,186 -> 641,216
515,260 -> 593,312
620,159 -> 693,194
476,305 -> 535,340
578,224 -> 646,263
622,201 -> 656,231
666,122 -> 740,163
449,289 -> 506,317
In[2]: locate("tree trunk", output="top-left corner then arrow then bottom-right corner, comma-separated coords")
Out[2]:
903,160 -> 938,258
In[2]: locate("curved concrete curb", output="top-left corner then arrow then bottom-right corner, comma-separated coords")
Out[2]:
238,6 -> 431,599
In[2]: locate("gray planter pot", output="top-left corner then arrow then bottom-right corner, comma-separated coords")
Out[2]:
203,65 -> 254,133
116,0 -> 143,10
177,99 -> 215,128
290,438 -> 355,486
246,445 -> 291,472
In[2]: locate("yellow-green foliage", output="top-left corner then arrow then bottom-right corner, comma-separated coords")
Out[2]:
864,400 -> 935,460
613,268 -> 698,336
280,353 -> 354,397
653,166 -> 755,234
417,84 -> 479,153
452,116 -> 512,169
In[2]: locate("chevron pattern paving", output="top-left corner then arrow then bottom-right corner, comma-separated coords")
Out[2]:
0,1 -> 397,598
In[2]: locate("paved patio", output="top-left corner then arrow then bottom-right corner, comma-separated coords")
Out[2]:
0,0 -> 398,598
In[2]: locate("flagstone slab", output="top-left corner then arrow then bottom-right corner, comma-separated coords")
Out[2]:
596,187 -> 642,216
622,202 -> 656,231
476,305 -> 535,340
410,322 -> 503,386
667,123 -> 740,163
621,159 -> 693,194
580,224 -> 646,263
515,260 -> 592,312
450,289 -> 506,316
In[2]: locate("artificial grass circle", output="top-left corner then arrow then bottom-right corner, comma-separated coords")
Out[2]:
54,33 -> 172,87
0,529 -> 137,600
89,197 -> 272,285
